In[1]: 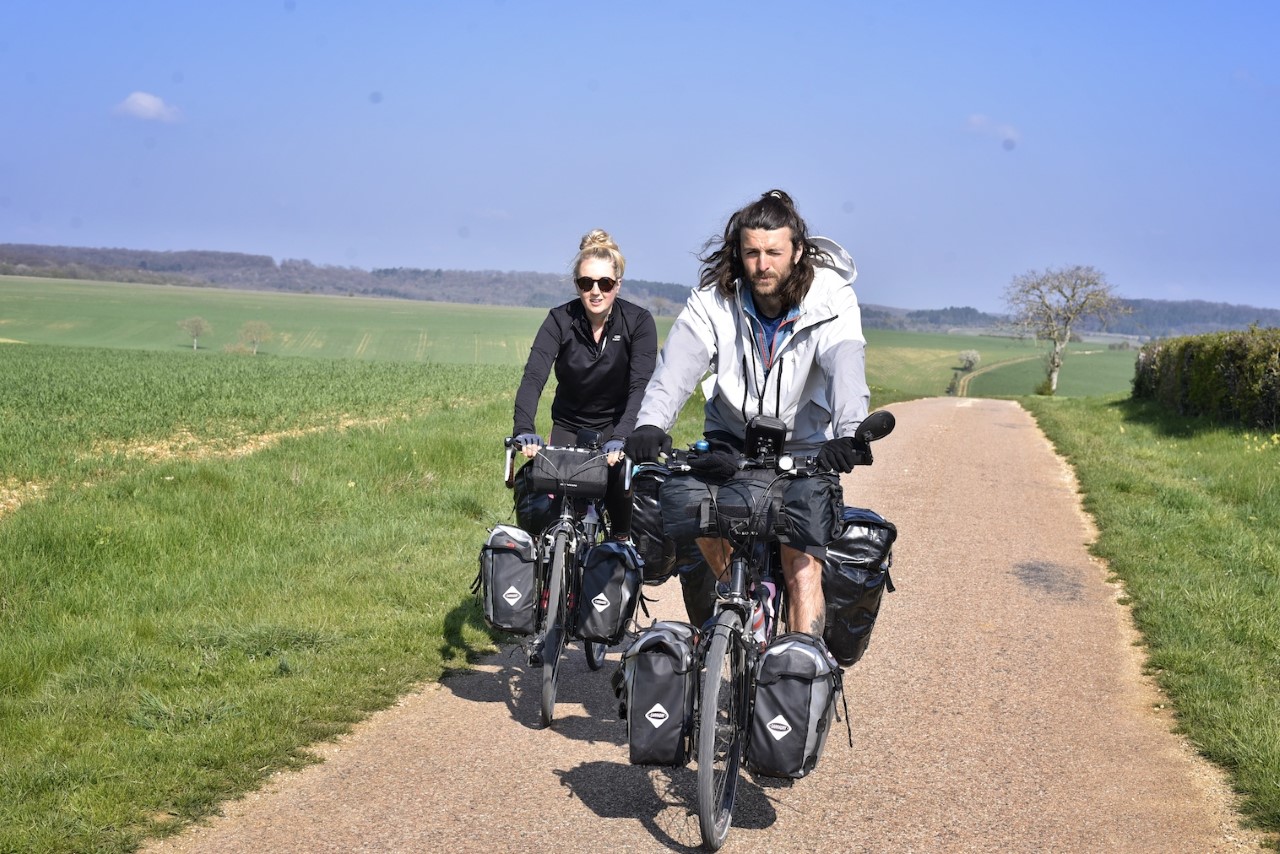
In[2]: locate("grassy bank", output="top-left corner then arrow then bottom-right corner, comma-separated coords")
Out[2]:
1024,394 -> 1280,838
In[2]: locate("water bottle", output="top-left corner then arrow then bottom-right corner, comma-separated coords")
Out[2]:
751,580 -> 777,645
751,604 -> 766,645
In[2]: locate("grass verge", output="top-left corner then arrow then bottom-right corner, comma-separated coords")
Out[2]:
1023,393 -> 1280,840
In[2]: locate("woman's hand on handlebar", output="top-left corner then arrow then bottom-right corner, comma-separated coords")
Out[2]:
514,432 -> 543,459
602,438 -> 626,466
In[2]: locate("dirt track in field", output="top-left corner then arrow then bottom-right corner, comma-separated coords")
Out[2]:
146,397 -> 1270,853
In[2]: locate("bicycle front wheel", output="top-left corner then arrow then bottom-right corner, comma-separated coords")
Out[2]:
584,640 -> 607,670
540,532 -> 570,728
697,612 -> 746,850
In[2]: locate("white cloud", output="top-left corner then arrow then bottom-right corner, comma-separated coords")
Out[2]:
113,91 -> 181,122
966,113 -> 1020,147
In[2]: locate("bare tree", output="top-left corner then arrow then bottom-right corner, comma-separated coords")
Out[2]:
178,316 -> 212,350
1004,265 -> 1128,394
238,320 -> 273,355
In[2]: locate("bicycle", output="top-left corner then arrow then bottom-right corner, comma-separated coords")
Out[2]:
684,410 -> 896,850
504,432 -> 631,728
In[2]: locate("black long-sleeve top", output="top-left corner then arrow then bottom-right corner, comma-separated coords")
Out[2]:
512,297 -> 658,443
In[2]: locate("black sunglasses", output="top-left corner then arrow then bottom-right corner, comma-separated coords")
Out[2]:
574,276 -> 618,293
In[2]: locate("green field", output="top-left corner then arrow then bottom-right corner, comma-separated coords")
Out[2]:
966,346 -> 1139,397
0,275 -> 584,364
1,275 -> 1135,401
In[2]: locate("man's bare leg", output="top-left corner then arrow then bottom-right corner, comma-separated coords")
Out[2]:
780,544 -> 825,636
697,537 -> 732,580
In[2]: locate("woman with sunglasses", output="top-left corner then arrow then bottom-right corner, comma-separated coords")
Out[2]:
511,228 -> 658,541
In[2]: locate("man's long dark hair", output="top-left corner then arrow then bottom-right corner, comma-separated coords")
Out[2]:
697,189 -> 828,308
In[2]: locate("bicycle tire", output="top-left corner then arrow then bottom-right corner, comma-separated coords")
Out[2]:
697,612 -> 745,850
584,640 -> 607,670
540,532 -> 569,728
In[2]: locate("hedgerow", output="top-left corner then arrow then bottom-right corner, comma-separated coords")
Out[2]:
1133,327 -> 1280,429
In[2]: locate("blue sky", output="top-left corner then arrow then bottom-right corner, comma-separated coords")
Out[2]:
3,1 -> 1278,313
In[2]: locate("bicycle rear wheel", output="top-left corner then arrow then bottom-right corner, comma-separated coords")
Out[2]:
540,532 -> 570,728
697,612 -> 745,850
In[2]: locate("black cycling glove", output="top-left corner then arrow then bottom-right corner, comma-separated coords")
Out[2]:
626,425 -> 672,463
816,436 -> 871,473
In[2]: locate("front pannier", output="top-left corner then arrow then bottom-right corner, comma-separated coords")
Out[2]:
573,540 -> 642,645
746,632 -> 840,779
613,621 -> 699,766
512,462 -> 558,536
630,462 -> 675,584
527,447 -> 608,499
821,506 -> 897,667
474,525 -> 540,635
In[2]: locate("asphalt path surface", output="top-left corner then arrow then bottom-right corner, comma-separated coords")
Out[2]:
147,397 -> 1267,853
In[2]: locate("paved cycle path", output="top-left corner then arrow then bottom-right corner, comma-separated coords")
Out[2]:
148,397 -> 1265,853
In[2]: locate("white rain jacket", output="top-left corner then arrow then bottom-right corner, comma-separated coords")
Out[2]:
636,236 -> 870,453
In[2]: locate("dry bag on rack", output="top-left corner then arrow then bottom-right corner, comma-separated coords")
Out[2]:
573,540 -> 642,645
612,621 -> 699,766
821,506 -> 897,667
746,632 -> 840,779
474,524 -> 540,636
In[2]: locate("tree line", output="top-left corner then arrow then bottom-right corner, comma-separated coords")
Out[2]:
3,242 -> 1276,335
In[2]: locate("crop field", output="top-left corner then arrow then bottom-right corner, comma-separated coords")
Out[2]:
0,276 -> 633,365
862,329 -> 1048,399
1,276 -> 1135,401
966,346 -> 1139,398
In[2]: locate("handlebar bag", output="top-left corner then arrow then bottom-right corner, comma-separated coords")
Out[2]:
473,524 -> 540,636
821,507 -> 897,667
613,620 -> 699,766
528,447 -> 608,500
573,540 -> 642,645
746,632 -> 840,779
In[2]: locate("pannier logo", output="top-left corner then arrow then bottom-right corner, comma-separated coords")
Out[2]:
766,714 -> 792,740
644,703 -> 670,728
502,586 -> 523,606
592,593 -> 611,612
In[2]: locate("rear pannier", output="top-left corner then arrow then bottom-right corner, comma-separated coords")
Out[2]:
746,632 -> 840,779
473,525 -> 540,636
573,540 -> 642,645
612,621 -> 699,766
821,506 -> 897,667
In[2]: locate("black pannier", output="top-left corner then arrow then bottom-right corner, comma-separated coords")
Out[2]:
612,621 -> 699,766
746,632 -> 840,779
512,462 -> 558,536
527,447 -> 608,499
573,541 -> 642,645
474,524 -> 541,635
630,462 -> 675,584
821,506 -> 897,667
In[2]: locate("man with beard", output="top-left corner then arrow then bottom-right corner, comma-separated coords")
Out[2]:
626,189 -> 870,641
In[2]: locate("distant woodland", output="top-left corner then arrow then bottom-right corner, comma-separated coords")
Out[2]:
3,243 -> 1277,337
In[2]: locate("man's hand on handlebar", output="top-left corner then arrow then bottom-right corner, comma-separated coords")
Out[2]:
514,432 -> 544,459
626,425 -> 672,463
816,435 -> 872,473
